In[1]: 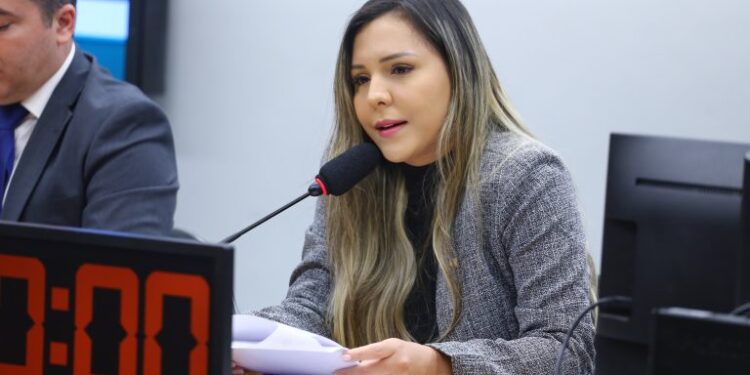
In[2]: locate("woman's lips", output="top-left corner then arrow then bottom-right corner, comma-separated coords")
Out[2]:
375,120 -> 408,138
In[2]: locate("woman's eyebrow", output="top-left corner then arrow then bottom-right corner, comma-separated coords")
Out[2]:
351,51 -> 418,70
0,8 -> 17,17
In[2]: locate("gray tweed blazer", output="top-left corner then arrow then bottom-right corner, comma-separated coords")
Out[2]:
256,129 -> 595,374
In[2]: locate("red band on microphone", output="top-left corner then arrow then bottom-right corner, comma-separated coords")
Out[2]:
315,177 -> 329,196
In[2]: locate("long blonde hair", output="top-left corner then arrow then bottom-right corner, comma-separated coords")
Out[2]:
326,0 -> 530,347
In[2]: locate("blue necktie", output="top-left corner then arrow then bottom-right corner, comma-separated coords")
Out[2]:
0,103 -> 28,212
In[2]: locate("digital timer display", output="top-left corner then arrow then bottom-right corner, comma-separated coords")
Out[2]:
0,222 -> 234,375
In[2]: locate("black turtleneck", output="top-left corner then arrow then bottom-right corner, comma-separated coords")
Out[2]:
401,163 -> 439,344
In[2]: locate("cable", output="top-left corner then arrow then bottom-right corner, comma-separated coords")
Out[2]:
555,296 -> 632,375
730,301 -> 750,316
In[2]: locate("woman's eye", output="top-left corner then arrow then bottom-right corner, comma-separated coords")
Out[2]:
352,75 -> 370,87
392,65 -> 413,75
0,23 -> 11,31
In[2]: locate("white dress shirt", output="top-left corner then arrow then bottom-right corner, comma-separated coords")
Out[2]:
3,44 -> 76,205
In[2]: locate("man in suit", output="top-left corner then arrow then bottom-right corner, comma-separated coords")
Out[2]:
0,0 -> 178,235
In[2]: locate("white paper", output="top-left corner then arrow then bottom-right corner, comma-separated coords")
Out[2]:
232,315 -> 356,375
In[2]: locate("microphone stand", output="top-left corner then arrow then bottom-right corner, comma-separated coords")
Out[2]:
223,182 -> 323,314
221,183 -> 323,244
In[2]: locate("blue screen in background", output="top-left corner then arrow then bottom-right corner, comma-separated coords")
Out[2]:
74,0 -> 130,80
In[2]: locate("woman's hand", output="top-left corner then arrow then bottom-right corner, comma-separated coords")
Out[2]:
335,338 -> 451,375
231,361 -> 260,375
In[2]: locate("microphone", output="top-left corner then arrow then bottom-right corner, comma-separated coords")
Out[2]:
314,142 -> 383,196
221,143 -> 383,243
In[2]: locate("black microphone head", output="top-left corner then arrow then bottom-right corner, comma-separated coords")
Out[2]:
315,143 -> 383,196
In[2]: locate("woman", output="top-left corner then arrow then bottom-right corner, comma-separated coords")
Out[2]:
236,0 -> 595,373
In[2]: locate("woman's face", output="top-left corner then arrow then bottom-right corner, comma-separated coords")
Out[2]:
351,13 -> 451,166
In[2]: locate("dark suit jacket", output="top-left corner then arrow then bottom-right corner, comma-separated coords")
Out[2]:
0,48 -> 178,236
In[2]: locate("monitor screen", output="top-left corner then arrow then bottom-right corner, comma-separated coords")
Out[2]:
74,0 -> 167,94
0,221 -> 233,374
594,134 -> 750,375
75,0 -> 130,80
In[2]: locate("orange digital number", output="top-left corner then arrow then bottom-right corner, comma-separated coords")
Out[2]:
143,271 -> 210,375
73,264 -> 138,375
0,255 -> 45,375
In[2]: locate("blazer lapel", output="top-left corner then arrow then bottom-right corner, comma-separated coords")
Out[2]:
0,49 -> 90,221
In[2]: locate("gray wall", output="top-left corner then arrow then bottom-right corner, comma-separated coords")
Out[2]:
157,0 -> 750,312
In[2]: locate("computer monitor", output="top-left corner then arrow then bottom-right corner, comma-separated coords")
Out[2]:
741,152 -> 750,305
0,221 -> 233,374
647,307 -> 750,374
594,134 -> 750,375
75,0 -> 168,94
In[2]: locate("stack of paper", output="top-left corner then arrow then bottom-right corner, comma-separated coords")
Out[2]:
232,315 -> 356,375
